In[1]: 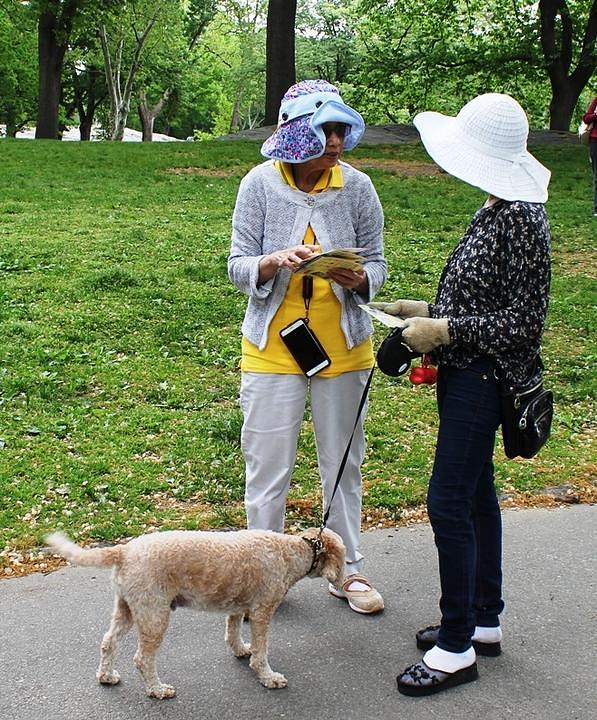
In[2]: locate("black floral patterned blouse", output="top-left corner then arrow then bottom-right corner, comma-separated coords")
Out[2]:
429,200 -> 551,384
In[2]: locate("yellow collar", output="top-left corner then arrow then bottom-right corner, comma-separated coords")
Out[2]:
275,161 -> 344,192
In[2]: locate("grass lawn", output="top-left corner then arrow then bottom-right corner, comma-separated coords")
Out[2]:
0,137 -> 595,574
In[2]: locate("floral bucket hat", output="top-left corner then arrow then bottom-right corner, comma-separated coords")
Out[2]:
261,79 -> 365,164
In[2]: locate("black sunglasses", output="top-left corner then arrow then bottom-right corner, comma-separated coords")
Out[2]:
322,122 -> 348,138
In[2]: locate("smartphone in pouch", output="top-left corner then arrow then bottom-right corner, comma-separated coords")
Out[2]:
279,319 -> 331,377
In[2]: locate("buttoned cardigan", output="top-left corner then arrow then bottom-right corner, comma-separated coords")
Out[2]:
228,160 -> 386,351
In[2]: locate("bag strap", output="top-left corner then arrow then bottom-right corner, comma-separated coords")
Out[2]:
321,366 -> 374,529
500,354 -> 544,393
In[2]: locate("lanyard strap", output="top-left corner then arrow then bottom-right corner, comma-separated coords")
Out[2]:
321,366 -> 375,529
302,275 -> 313,321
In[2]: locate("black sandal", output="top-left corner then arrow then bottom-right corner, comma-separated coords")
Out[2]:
416,624 -> 502,657
397,660 -> 478,697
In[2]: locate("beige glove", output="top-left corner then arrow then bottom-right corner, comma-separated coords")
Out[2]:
402,317 -> 450,353
369,299 -> 429,318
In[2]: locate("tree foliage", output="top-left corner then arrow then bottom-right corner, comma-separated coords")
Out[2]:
5,0 -> 595,139
98,1 -> 166,140
352,0 -> 596,129
296,0 -> 358,85
0,1 -> 38,135
61,20 -> 107,141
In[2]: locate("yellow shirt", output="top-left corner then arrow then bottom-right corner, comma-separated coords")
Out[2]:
241,161 -> 373,377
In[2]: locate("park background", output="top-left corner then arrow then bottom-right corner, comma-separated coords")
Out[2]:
0,1 -> 595,575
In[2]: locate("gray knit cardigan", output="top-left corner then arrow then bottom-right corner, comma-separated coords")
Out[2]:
228,160 -> 387,351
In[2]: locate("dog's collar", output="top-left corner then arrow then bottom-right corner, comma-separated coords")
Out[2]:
302,535 -> 324,574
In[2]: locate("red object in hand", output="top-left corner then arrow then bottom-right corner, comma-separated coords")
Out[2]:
409,355 -> 438,385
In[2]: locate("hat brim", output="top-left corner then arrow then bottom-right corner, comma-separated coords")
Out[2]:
311,101 -> 365,151
261,99 -> 365,164
261,116 -> 323,163
413,111 -> 550,203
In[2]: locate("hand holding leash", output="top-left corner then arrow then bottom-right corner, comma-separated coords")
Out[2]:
402,317 -> 450,353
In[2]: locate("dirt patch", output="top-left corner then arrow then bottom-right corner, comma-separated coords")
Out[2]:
168,158 -> 440,178
167,166 -> 246,177
350,158 -> 441,176
553,248 -> 597,279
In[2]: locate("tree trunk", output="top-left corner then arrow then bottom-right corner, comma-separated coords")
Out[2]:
548,88 -> 578,131
539,0 -> 597,130
36,11 -> 67,139
264,0 -> 297,125
138,88 -> 171,141
99,13 -> 160,141
72,64 -> 104,141
229,93 -> 242,133
5,123 -> 17,138
140,115 -> 154,142
79,117 -> 93,141
4,107 -> 18,137
112,106 -> 129,142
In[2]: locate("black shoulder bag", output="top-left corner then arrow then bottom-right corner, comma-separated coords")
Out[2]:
499,357 -> 553,459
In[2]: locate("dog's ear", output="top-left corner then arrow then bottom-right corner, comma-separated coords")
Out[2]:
319,529 -> 346,586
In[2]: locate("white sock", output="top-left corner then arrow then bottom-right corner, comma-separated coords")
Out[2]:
473,625 -> 503,643
344,579 -> 370,592
423,645 -> 476,673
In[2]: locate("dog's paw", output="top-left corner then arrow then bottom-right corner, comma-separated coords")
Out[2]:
97,670 -> 121,685
147,683 -> 176,699
260,672 -> 288,689
232,642 -> 251,658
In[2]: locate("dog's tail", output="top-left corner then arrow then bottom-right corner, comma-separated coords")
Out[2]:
46,532 -> 122,568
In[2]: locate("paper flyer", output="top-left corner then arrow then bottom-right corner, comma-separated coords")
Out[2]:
294,248 -> 365,277
358,304 -> 406,328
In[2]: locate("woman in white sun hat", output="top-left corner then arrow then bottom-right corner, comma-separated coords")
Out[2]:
372,93 -> 551,695
228,80 -> 386,614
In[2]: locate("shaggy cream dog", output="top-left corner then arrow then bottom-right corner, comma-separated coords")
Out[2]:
46,527 -> 345,699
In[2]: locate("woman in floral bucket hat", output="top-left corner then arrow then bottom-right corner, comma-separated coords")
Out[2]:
228,80 -> 386,614
372,93 -> 551,695
261,79 -> 365,163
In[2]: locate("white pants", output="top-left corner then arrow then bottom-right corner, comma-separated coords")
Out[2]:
240,370 -> 371,576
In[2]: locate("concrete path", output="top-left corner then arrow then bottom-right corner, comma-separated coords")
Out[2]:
1,505 -> 595,720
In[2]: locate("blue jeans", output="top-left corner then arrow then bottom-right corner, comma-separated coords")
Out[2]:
427,358 -> 504,653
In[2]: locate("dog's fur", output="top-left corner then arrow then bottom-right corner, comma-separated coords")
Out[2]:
46,527 -> 345,698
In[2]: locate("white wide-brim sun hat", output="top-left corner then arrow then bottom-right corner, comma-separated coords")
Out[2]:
413,93 -> 550,203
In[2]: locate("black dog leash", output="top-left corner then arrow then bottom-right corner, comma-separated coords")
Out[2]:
303,367 -> 374,572
320,365 -> 375,530
305,366 -> 374,572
